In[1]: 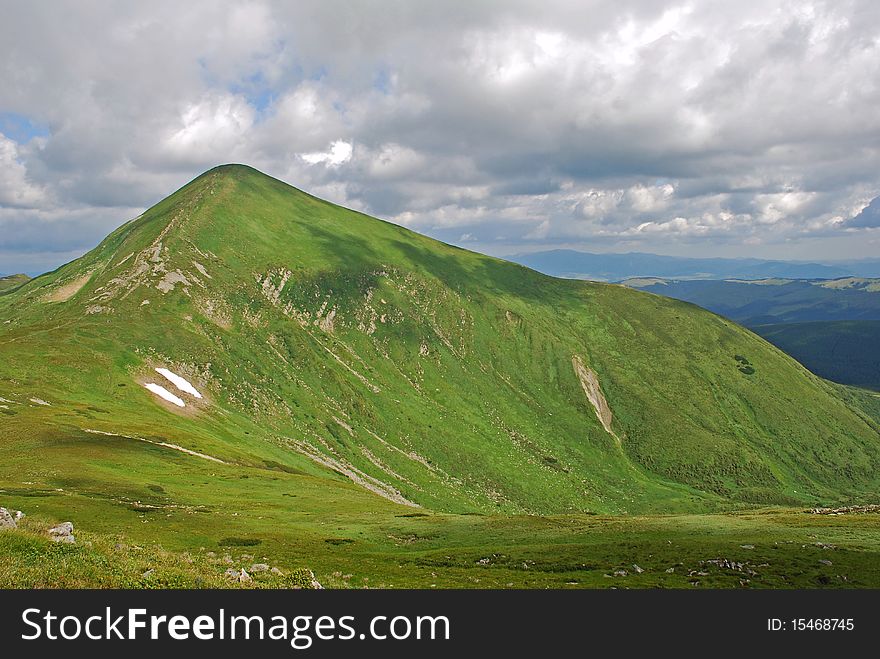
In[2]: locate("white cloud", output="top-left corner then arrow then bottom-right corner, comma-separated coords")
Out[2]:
626,184 -> 675,213
0,134 -> 47,208
363,143 -> 426,180
300,140 -> 353,166
164,94 -> 255,162
525,219 -> 551,239
753,191 -> 816,225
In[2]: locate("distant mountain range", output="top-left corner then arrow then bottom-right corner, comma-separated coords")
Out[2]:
625,277 -> 880,325
509,249 -> 880,282
0,274 -> 30,293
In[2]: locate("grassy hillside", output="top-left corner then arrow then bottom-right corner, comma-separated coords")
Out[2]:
625,278 -> 880,389
1,165 -> 879,587
753,321 -> 880,391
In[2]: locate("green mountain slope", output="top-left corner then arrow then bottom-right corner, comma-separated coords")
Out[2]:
624,278 -> 880,389
752,321 -> 880,391
1,165 -> 878,521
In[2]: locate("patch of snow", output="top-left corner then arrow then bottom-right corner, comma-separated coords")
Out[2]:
143,383 -> 186,407
155,368 -> 203,399
29,398 -> 51,406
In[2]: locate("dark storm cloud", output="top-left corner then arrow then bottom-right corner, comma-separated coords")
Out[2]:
1,0 -> 880,273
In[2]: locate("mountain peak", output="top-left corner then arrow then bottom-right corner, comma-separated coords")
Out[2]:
3,170 -> 878,518
204,163 -> 264,177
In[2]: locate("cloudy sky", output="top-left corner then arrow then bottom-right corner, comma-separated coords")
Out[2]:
2,0 -> 880,274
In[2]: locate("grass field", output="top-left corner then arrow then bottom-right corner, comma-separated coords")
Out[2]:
3,437 -> 879,590
4,477 -> 879,589
2,165 -> 878,588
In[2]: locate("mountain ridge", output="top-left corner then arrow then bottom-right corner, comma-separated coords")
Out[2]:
0,273 -> 31,294
1,164 -> 878,520
509,248 -> 880,281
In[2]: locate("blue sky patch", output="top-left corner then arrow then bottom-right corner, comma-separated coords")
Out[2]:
0,112 -> 49,143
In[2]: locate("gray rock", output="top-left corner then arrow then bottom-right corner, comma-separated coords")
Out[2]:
14,510 -> 25,520
740,544 -> 755,550
225,568 -> 252,583
250,563 -> 269,572
48,521 -> 75,544
0,507 -> 16,530
49,521 -> 74,535
308,570 -> 324,589
819,559 -> 833,566
270,567 -> 284,576
142,569 -> 155,578
632,564 -> 644,574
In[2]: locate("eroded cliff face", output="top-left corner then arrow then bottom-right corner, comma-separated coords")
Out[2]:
572,355 -> 617,441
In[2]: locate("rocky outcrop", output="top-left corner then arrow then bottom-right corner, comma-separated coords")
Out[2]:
808,504 -> 880,515
572,355 -> 617,440
48,521 -> 76,544
308,570 -> 324,589
225,567 -> 252,583
0,507 -> 16,529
